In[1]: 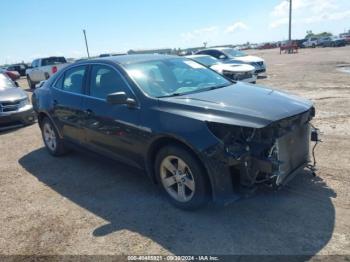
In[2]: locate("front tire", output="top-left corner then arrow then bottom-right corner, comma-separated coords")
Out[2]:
41,117 -> 68,156
155,145 -> 210,210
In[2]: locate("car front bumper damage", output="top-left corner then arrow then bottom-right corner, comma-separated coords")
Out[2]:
201,108 -> 320,205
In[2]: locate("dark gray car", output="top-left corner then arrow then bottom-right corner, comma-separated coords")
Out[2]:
32,55 -> 320,210
0,73 -> 36,131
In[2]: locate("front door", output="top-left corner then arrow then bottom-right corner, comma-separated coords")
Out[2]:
81,64 -> 143,168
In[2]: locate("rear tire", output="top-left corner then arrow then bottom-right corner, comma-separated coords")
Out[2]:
155,145 -> 210,210
41,117 -> 68,156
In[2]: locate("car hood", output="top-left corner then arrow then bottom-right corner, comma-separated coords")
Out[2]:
230,55 -> 264,63
159,83 -> 313,128
0,87 -> 27,102
211,63 -> 255,73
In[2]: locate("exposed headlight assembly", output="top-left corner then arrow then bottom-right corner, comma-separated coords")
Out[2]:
206,122 -> 256,144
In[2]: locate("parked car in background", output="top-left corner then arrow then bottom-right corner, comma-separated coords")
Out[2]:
26,57 -> 69,89
32,55 -> 318,210
99,53 -> 127,57
186,55 -> 257,83
295,39 -> 306,48
317,37 -> 331,47
195,48 -> 266,75
342,36 -> 350,45
302,37 -> 318,48
0,68 -> 20,81
6,64 -> 29,76
319,36 -> 346,47
257,43 -> 277,49
0,73 -> 35,131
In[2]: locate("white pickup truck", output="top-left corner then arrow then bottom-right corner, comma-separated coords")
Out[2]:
302,37 -> 318,48
26,57 -> 69,89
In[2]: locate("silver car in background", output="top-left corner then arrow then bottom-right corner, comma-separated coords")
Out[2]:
186,55 -> 257,83
195,48 -> 266,75
0,73 -> 35,131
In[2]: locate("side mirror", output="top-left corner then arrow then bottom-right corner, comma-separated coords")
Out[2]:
219,55 -> 227,60
14,81 -> 19,87
107,92 -> 136,107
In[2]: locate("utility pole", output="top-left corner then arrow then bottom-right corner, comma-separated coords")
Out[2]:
83,29 -> 90,58
288,0 -> 292,43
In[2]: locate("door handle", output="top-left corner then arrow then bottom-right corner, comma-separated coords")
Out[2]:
53,99 -> 58,106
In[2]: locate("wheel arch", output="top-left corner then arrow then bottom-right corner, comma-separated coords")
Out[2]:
37,111 -> 63,139
145,135 -> 213,197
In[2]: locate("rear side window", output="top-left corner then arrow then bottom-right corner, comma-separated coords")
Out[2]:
89,65 -> 129,100
61,66 -> 87,94
42,57 -> 67,66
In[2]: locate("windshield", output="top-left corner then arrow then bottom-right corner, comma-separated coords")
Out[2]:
189,56 -> 219,67
0,73 -> 16,90
222,49 -> 246,57
125,58 -> 231,98
42,57 -> 67,66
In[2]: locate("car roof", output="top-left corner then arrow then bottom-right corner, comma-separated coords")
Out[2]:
79,54 -> 181,66
186,54 -> 215,59
199,47 -> 231,52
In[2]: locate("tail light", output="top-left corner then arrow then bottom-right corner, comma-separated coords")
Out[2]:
52,66 -> 58,74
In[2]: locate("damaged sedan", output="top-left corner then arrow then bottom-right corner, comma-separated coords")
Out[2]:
32,55 -> 319,210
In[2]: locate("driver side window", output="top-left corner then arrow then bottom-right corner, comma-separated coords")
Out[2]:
89,65 -> 129,100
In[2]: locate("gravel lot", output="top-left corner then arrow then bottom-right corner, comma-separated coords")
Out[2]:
0,46 -> 350,256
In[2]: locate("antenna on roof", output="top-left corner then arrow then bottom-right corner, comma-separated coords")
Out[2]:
83,29 -> 90,59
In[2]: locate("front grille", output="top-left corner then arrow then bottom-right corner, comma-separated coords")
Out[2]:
275,123 -> 310,184
255,69 -> 266,74
0,100 -> 21,113
223,71 -> 253,81
251,61 -> 264,67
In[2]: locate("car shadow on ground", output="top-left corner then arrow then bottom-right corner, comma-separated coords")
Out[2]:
19,147 -> 336,255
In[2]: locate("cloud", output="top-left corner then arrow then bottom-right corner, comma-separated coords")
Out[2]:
180,26 -> 219,42
303,10 -> 350,23
180,22 -> 250,45
270,18 -> 289,29
269,0 -> 348,28
225,22 -> 249,33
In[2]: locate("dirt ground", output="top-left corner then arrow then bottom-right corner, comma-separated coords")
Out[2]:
0,46 -> 350,257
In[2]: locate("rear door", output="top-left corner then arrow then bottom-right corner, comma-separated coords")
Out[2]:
81,64 -> 143,167
50,65 -> 88,144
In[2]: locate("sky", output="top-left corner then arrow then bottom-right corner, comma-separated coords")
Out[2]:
1,0 -> 350,64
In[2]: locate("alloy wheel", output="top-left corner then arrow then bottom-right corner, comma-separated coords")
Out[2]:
43,122 -> 57,152
160,155 -> 195,202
